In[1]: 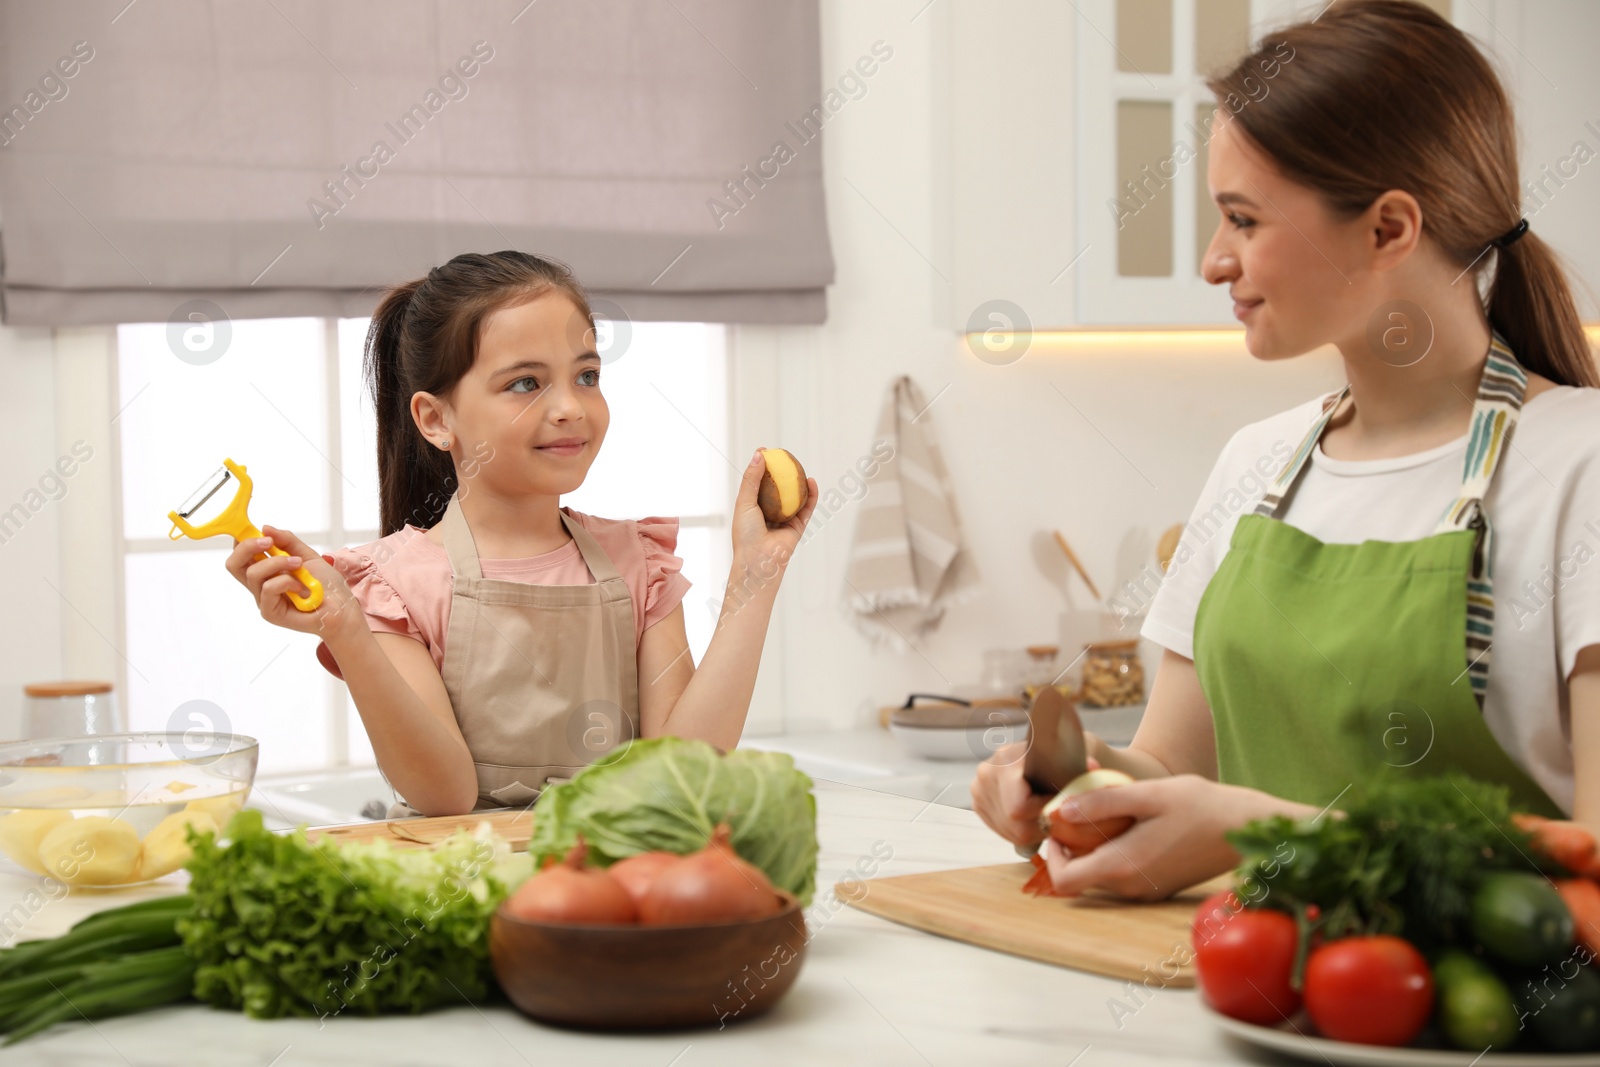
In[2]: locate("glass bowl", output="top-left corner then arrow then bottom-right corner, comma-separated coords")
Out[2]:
0,732 -> 258,887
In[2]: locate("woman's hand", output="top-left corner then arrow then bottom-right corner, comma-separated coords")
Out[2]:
969,742 -> 1050,850
730,449 -> 818,577
971,733 -> 1123,850
224,525 -> 360,641
1041,775 -> 1316,900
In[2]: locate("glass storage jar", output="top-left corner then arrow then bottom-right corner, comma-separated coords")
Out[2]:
1076,640 -> 1145,707
22,681 -> 123,740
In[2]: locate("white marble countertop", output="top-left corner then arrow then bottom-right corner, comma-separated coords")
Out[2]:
0,779 -> 1280,1067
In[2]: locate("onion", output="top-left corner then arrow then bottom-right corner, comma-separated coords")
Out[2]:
607,850 -> 681,905
503,837 -> 638,924
1041,768 -> 1136,857
638,824 -> 780,925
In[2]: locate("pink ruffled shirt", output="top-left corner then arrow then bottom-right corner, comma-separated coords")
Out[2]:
314,509 -> 692,679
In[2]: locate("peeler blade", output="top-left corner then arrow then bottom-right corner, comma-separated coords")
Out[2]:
175,466 -> 233,520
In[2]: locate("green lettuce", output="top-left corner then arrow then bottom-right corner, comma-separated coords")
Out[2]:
179,809 -> 532,1019
528,738 -> 819,904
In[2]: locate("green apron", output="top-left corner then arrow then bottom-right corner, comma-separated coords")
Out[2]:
1192,332 -> 1563,817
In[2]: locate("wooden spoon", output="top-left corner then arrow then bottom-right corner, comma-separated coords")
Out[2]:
1156,523 -> 1184,573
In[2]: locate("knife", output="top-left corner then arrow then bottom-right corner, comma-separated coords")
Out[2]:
1022,685 -> 1088,797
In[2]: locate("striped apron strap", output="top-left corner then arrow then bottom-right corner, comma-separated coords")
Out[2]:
1432,332 -> 1529,707
1253,387 -> 1350,519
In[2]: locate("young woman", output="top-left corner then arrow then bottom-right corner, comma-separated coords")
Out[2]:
226,251 -> 816,816
972,0 -> 1600,898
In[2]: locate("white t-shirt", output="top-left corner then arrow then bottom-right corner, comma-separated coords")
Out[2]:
1143,385 -> 1600,815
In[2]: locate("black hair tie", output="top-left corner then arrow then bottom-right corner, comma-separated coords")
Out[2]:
1492,218 -> 1529,248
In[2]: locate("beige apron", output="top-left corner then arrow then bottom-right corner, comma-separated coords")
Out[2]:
387,494 -> 640,816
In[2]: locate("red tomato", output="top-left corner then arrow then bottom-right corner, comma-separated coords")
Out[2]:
1191,889 -> 1242,948
1303,936 -> 1433,1047
1193,906 -> 1302,1025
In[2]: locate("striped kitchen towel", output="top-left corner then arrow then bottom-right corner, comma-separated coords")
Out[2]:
843,376 -> 982,649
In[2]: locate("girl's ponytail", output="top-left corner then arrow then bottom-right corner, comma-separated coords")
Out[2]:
362,251 -> 593,537
366,278 -> 457,536
1488,232 -> 1598,389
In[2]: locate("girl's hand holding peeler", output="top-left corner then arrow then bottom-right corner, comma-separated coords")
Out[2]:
225,525 -> 357,638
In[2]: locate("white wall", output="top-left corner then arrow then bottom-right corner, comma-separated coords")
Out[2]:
0,326 -> 62,738
0,326 -> 120,740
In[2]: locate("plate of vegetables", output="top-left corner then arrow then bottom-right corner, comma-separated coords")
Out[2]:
1194,775 -> 1600,1062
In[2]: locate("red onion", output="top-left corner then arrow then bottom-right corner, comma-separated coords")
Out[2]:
607,851 -> 681,906
504,838 -> 638,924
639,824 -> 780,925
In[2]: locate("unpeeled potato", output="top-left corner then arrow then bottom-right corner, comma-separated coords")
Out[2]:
0,810 -> 74,875
758,448 -> 809,524
137,809 -> 219,881
37,815 -> 142,886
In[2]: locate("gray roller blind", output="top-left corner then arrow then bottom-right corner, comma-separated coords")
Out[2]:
0,0 -> 834,327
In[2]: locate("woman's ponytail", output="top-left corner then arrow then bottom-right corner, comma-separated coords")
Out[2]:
1488,233 -> 1598,389
362,251 -> 593,537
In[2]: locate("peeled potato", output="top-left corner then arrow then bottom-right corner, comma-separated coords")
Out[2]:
757,448 -> 809,524
37,815 -> 142,886
0,810 -> 75,875
184,792 -> 245,825
136,809 -> 219,881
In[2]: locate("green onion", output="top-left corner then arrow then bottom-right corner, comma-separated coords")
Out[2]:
0,946 -> 195,1044
0,896 -> 195,1044
0,896 -> 189,980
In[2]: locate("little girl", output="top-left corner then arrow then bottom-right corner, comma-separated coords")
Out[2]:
224,251 -> 817,816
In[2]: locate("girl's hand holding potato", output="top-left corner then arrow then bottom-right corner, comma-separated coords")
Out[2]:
730,448 -> 818,580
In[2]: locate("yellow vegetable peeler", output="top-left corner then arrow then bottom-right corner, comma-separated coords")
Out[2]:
167,458 -> 324,612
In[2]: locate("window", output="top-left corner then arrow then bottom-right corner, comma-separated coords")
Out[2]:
117,315 -> 728,775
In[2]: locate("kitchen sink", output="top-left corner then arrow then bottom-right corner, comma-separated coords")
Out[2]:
246,765 -> 396,830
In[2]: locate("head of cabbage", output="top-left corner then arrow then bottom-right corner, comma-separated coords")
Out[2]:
528,738 -> 818,905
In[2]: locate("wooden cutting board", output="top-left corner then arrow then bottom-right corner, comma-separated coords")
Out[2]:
304,809 -> 534,851
839,862 -> 1228,986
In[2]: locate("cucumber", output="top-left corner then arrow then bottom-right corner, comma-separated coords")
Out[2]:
1471,872 -> 1573,968
1513,963 -> 1600,1052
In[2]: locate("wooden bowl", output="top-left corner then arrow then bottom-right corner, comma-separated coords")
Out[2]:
490,890 -> 808,1030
